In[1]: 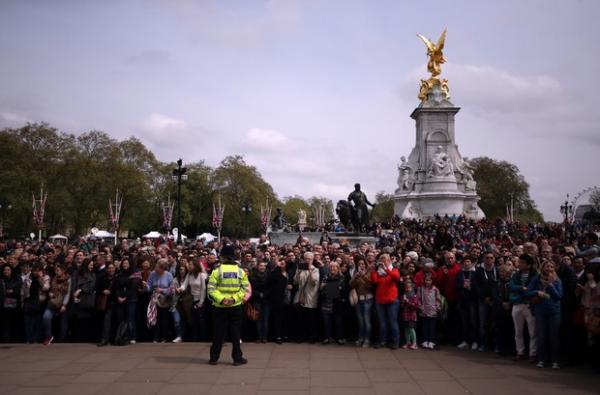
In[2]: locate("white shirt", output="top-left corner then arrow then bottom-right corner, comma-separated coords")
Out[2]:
181,272 -> 208,306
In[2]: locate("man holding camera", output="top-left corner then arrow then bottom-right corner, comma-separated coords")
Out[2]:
293,251 -> 320,343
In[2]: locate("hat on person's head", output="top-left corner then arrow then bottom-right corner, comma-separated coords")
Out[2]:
406,251 -> 418,262
220,244 -> 236,260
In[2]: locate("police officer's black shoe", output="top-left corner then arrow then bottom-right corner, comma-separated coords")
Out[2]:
233,357 -> 248,366
208,359 -> 218,365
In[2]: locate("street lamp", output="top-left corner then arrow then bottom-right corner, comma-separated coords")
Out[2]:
560,194 -> 573,224
172,158 -> 188,244
241,200 -> 252,238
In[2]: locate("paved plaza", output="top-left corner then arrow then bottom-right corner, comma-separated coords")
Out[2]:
0,343 -> 598,395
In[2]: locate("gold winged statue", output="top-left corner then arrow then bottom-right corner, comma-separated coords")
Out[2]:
417,29 -> 446,77
416,28 -> 450,102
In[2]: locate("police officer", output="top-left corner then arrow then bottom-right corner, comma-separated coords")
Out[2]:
207,244 -> 249,366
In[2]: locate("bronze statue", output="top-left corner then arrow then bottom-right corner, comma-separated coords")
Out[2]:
336,200 -> 350,229
347,183 -> 375,233
271,207 -> 288,231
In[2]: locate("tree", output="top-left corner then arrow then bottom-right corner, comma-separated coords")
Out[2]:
0,123 -> 76,236
281,196 -> 311,226
0,124 -> 166,237
212,156 -> 278,238
470,157 -> 543,222
371,192 -> 395,223
178,161 -> 214,237
581,189 -> 600,225
590,189 -> 600,212
307,196 -> 334,226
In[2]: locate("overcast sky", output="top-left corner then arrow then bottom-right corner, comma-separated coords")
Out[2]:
1,0 -> 598,221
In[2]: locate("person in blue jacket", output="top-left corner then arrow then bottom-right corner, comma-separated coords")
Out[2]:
526,260 -> 563,369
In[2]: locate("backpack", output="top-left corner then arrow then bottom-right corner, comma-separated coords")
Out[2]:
114,321 -> 130,346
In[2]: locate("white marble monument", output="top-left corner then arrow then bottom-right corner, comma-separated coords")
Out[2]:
393,29 -> 484,220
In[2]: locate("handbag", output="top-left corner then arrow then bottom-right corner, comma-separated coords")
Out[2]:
49,293 -> 64,310
283,288 -> 292,305
156,293 -> 172,308
244,302 -> 260,321
587,308 -> 600,335
96,294 -> 108,311
349,288 -> 359,306
3,297 -> 17,309
114,322 -> 130,346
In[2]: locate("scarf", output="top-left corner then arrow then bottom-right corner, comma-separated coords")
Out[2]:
147,292 -> 158,328
51,273 -> 70,297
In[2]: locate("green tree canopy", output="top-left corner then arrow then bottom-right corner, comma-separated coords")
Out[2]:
470,156 -> 543,222
371,191 -> 395,222
211,155 -> 278,238
281,195 -> 311,226
1,123 -> 549,239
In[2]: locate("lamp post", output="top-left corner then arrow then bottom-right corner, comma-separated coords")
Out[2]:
242,200 -> 252,239
560,194 -> 573,224
33,185 -> 47,243
212,195 -> 225,244
172,159 -> 188,244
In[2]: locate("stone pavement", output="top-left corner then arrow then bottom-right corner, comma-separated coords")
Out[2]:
0,343 -> 598,395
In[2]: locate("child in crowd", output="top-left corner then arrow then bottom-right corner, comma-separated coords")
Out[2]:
418,274 -> 441,349
401,280 -> 419,349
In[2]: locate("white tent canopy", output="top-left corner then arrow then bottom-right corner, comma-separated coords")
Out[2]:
93,230 -> 115,238
168,234 -> 187,240
142,231 -> 162,239
196,233 -> 217,242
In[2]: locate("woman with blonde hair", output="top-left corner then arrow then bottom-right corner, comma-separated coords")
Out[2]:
526,260 -> 563,369
370,254 -> 401,349
146,259 -> 174,342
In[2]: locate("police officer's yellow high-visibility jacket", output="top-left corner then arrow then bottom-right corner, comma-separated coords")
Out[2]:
207,262 -> 249,308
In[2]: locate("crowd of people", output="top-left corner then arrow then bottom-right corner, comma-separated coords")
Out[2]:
1,216 -> 599,371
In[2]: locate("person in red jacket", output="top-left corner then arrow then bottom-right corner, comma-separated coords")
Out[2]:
371,254 -> 401,349
436,251 -> 464,345
437,252 -> 461,303
414,259 -> 439,288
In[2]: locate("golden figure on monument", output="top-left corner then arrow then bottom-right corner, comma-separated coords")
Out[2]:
416,28 -> 450,102
417,29 -> 446,77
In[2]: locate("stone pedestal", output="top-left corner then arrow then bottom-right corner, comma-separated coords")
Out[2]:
393,86 -> 484,220
268,231 -> 378,247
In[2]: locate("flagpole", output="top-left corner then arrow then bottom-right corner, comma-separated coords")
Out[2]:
114,189 -> 118,245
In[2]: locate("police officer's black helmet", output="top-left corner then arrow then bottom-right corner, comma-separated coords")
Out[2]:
220,244 -> 236,260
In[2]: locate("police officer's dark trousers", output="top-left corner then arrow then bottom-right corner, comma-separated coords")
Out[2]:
210,305 -> 243,362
